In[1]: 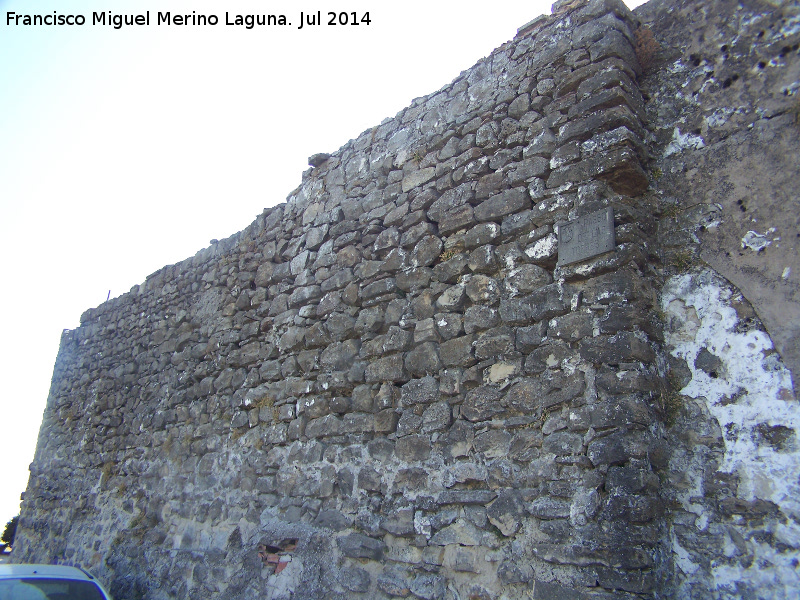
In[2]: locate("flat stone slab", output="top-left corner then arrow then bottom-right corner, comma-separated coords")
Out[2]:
557,207 -> 615,266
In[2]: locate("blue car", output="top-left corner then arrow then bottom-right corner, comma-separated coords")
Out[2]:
0,564 -> 113,600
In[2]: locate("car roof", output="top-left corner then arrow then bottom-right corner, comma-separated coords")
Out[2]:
0,564 -> 96,581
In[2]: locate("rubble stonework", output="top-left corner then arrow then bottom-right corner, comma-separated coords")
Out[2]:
13,0 -> 800,599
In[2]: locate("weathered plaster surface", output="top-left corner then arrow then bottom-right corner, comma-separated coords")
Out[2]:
635,3 -> 800,590
662,268 -> 800,599
638,0 -> 800,395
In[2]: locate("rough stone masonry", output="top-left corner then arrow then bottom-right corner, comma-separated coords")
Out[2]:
13,0 -> 800,598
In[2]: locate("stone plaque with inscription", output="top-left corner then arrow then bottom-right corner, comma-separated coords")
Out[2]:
557,207 -> 615,266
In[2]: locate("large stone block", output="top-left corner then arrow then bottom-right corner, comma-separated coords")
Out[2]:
462,385 -> 504,422
499,283 -> 572,325
427,183 -> 474,223
338,567 -> 371,593
474,326 -> 515,360
432,253 -> 469,283
487,490 -> 526,536
401,376 -> 440,406
337,533 -> 385,560
474,188 -> 531,222
579,331 -> 655,364
439,335 -> 476,368
365,354 -> 408,383
438,205 -> 477,236
396,434 -> 431,462
410,235 -> 444,268
504,264 -> 552,296
362,326 -> 412,358
504,372 -> 586,413
405,342 -> 442,376
402,167 -> 436,192
465,274 -> 501,305
320,339 -> 360,371
464,305 -> 499,334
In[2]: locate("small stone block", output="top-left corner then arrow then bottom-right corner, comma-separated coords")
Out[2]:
308,153 -> 331,167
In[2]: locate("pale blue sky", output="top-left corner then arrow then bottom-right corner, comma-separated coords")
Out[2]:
0,0 -> 646,529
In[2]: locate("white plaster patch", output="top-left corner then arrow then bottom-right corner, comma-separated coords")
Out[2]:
524,233 -> 557,260
663,271 -> 799,493
414,511 -> 431,536
265,555 -> 303,600
741,230 -> 771,252
671,529 -> 700,575
667,59 -> 690,75
711,541 -> 800,598
504,253 -> 520,269
781,14 -> 800,38
704,107 -> 735,128
781,81 -> 800,97
663,269 -> 800,597
664,127 -> 706,156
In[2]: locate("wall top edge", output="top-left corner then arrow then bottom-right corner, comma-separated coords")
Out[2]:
77,0 -> 642,328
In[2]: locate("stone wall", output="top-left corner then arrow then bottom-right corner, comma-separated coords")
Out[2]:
13,0 -> 800,599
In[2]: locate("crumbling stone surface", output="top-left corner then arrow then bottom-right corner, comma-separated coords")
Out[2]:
12,0 -> 800,599
634,0 -> 800,597
660,270 -> 799,600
